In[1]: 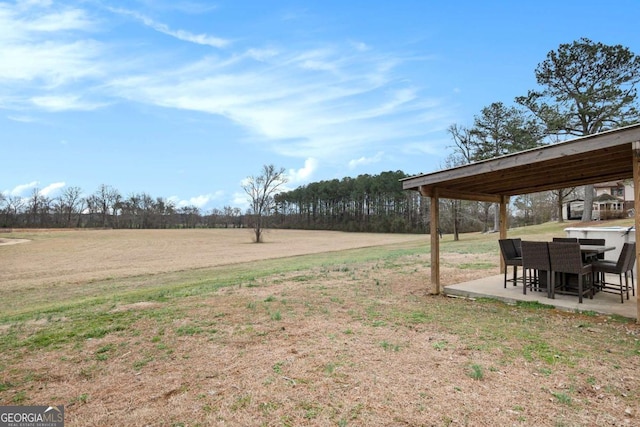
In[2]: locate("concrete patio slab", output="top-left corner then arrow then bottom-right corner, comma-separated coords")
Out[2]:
444,274 -> 637,320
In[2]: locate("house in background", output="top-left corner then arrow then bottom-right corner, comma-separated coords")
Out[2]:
562,181 -> 634,220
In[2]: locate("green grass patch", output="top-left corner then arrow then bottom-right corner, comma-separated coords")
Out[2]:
432,340 -> 448,351
551,391 -> 572,406
467,364 -> 484,380
19,311 -> 138,351
522,341 -> 562,364
515,300 -> 555,310
270,311 -> 282,321
175,325 -> 203,336
380,341 -> 401,352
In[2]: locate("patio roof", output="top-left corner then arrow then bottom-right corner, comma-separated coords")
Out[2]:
401,123 -> 640,321
401,123 -> 640,203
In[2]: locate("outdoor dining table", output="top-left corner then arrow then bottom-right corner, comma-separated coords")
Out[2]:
580,245 -> 616,256
580,245 -> 616,262
532,244 -> 616,290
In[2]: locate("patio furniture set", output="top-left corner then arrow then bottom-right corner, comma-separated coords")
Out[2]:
499,238 -> 636,304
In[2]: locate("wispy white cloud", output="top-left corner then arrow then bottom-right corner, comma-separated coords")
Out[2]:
349,152 -> 385,169
128,0 -> 220,15
8,181 -> 65,197
0,2 -> 108,113
7,115 -> 36,123
10,181 -> 39,196
31,95 -> 107,112
22,8 -> 93,33
108,7 -> 230,48
109,44 -> 450,163
41,182 -> 65,196
1,1 -> 453,174
0,39 -> 104,86
350,40 -> 370,52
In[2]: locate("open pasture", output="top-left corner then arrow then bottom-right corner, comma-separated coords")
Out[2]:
0,229 -> 427,316
1,226 -> 639,426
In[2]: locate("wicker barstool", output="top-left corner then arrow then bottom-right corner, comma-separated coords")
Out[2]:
548,242 -> 593,303
499,239 -> 522,288
591,242 -> 636,303
520,241 -> 552,297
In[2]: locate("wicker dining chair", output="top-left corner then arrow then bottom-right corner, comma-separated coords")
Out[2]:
548,242 -> 593,303
499,239 -> 522,288
520,241 -> 551,297
552,237 -> 578,243
591,242 -> 635,303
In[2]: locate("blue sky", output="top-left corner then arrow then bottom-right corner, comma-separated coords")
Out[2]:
3,0 -> 640,212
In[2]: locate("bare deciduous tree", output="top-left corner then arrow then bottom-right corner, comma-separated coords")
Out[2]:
243,164 -> 288,243
59,186 -> 84,227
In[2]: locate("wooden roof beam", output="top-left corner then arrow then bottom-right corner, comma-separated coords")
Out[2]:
419,186 -> 503,203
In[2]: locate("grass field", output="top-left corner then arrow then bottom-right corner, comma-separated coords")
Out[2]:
1,224 -> 639,426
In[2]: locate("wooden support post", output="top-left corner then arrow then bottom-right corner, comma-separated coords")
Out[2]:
430,190 -> 440,295
499,196 -> 509,273
632,142 -> 640,323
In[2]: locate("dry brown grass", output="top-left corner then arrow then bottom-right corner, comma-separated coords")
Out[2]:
1,228 -> 639,426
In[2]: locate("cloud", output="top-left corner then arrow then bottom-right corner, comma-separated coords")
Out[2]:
0,38 -> 104,86
349,152 -> 385,169
0,2 -> 102,83
350,40 -> 370,52
8,181 -> 65,197
31,95 -> 107,112
0,2 -> 108,112
10,181 -> 39,196
109,7 -> 230,48
22,8 -> 93,32
231,192 -> 249,211
0,1 -> 454,170
41,182 -> 65,196
288,158 -> 318,184
109,45 -> 450,164
170,191 -> 224,209
7,115 -> 36,123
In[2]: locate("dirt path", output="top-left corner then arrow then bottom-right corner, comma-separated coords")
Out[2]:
0,238 -> 29,246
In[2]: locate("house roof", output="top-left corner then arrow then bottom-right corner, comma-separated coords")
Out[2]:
594,193 -> 623,202
401,123 -> 640,203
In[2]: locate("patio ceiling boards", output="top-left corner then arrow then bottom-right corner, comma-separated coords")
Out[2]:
401,123 -> 640,202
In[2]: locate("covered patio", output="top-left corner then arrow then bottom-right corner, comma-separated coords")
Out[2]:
445,274 -> 637,319
401,123 -> 640,321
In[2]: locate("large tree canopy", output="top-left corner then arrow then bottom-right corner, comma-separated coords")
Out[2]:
470,102 -> 544,160
447,102 -> 545,234
517,38 -> 640,221
517,37 -> 640,135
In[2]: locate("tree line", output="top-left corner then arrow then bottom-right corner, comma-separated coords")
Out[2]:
0,184 -> 243,230
273,171 -> 427,233
0,173 -> 432,234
